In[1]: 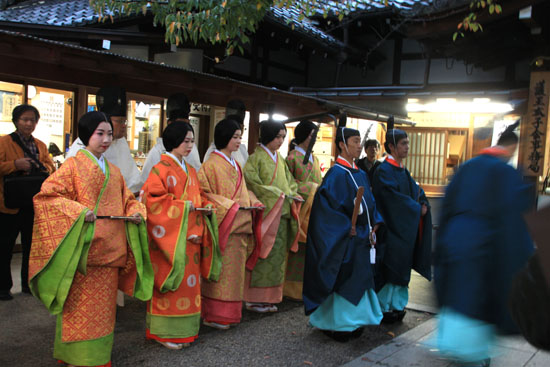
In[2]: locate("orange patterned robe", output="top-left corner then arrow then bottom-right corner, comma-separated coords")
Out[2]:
29,150 -> 152,367
198,151 -> 263,324
142,154 -> 220,343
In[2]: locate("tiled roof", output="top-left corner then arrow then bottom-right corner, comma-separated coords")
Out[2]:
0,0 -> 342,45
0,0 -> 443,47
0,0 -> 100,26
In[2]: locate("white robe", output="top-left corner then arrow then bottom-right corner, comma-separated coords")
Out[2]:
65,137 -> 142,193
203,141 -> 248,168
140,137 -> 201,184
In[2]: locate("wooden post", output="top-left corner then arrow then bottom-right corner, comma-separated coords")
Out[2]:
248,104 -> 260,155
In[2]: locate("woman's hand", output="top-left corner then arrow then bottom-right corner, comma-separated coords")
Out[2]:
84,210 -> 96,223
127,213 -> 142,224
187,201 -> 195,211
14,158 -> 33,172
187,235 -> 202,244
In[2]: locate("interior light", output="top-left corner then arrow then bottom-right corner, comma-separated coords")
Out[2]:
27,85 -> 37,99
473,98 -> 491,104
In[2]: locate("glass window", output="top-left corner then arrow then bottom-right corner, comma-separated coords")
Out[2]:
0,81 -> 24,135
27,85 -> 73,156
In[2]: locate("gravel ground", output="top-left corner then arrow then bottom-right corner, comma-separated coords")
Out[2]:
0,293 -> 432,367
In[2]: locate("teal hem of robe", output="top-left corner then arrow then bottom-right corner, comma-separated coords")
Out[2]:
427,307 -> 496,363
377,283 -> 409,312
309,289 -> 383,331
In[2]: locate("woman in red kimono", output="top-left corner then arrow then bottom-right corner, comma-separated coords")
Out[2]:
141,121 -> 220,350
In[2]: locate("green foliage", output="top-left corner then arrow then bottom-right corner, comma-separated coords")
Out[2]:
89,1 -> 388,60
454,0 -> 502,42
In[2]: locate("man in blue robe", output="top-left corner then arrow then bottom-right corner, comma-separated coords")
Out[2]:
433,122 -> 534,366
303,126 -> 384,342
371,120 -> 432,323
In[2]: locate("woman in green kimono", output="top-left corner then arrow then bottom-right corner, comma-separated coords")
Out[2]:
283,120 -> 322,300
243,120 -> 301,313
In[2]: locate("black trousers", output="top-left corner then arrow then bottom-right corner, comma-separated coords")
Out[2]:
0,208 -> 34,293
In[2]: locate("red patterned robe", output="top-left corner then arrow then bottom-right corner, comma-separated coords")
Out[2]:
141,154 -> 220,344
198,151 -> 263,324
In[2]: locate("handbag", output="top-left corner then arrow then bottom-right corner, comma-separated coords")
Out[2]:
3,133 -> 50,209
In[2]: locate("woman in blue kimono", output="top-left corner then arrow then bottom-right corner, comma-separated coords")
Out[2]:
303,126 -> 384,342
371,119 -> 432,323
433,123 -> 534,366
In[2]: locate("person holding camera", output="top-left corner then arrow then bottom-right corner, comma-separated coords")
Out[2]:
0,104 -> 54,300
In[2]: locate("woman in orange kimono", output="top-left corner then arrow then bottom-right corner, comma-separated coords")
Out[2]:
198,118 -> 264,330
29,111 -> 153,367
141,121 -> 221,350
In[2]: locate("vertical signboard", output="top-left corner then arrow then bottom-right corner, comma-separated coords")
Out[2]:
520,72 -> 550,176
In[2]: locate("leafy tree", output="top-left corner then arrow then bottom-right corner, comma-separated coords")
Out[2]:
89,0 -> 382,57
453,0 -> 502,41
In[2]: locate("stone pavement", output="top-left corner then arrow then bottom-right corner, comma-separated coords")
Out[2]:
343,317 -> 550,367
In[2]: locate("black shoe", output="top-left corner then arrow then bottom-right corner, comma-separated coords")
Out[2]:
394,310 -> 406,322
21,287 -> 31,294
0,292 -> 13,301
381,311 -> 399,324
321,329 -> 353,343
452,358 -> 491,367
350,327 -> 364,339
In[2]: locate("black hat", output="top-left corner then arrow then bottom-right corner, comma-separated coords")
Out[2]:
384,115 -> 407,154
78,111 -> 112,146
167,93 -> 191,121
96,87 -> 127,117
497,120 -> 520,146
226,99 -> 246,124
335,127 -> 360,152
214,118 -> 241,150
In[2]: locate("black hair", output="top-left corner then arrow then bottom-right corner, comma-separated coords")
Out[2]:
214,118 -> 241,150
384,116 -> 407,154
259,120 -> 286,145
364,139 -> 380,150
163,121 -> 194,152
78,111 -> 113,146
226,99 -> 246,124
294,120 -> 316,145
96,86 -> 127,117
12,104 -> 40,126
335,127 -> 360,153
497,120 -> 520,147
166,93 -> 191,121
288,138 -> 297,152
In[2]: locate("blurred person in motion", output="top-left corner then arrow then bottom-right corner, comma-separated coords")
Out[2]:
433,121 -> 534,366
